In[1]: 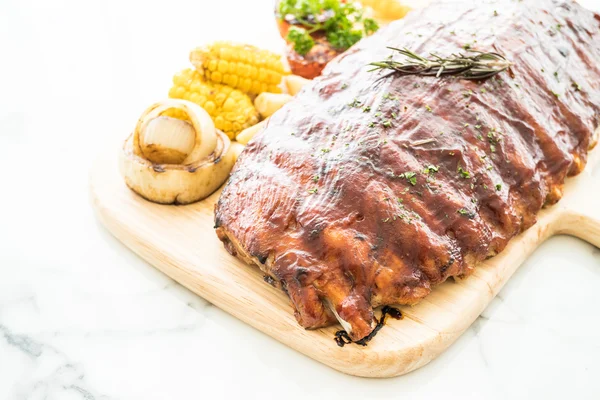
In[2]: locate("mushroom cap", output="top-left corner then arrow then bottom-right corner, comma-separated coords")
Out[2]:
120,99 -> 237,204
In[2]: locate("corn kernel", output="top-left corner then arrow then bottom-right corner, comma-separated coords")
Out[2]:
211,71 -> 223,83
173,72 -> 186,86
173,86 -> 186,98
190,81 -> 203,93
203,101 -> 217,115
189,42 -> 289,96
207,59 -> 218,72
214,115 -> 225,130
189,92 -> 201,104
227,75 -> 239,88
239,63 -> 250,78
214,93 -> 226,107
169,68 -> 259,138
248,66 -> 258,80
218,59 -> 229,73
222,98 -> 236,111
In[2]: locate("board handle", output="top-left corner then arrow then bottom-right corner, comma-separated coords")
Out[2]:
555,150 -> 600,248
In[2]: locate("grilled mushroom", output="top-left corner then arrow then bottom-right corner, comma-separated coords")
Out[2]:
119,99 -> 236,204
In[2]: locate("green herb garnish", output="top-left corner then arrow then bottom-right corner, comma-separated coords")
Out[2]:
369,47 -> 512,80
286,27 -> 315,56
279,0 -> 379,56
424,165 -> 439,174
349,98 -> 361,107
398,171 -> 417,186
458,166 -> 471,179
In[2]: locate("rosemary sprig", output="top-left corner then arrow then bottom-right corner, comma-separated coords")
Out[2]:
369,47 -> 513,80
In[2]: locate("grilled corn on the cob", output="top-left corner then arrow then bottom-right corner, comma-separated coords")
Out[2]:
190,41 -> 289,96
167,68 -> 259,139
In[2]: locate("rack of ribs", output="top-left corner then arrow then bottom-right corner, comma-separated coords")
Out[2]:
215,0 -> 600,341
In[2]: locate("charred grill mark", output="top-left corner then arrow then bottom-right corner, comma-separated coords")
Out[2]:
263,275 -> 277,287
256,254 -> 268,265
335,306 -> 403,347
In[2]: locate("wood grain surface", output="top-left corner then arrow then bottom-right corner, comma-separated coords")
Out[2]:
90,144 -> 600,378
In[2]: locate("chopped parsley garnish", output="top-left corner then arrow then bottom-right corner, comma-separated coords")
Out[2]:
425,104 -> 432,112
286,27 -> 315,56
495,184 -> 502,191
349,98 -> 361,107
362,106 -> 371,112
382,120 -> 392,128
308,188 -> 318,194
313,175 -> 319,182
398,171 -> 417,186
424,165 -> 439,174
458,167 -> 471,179
364,18 -> 379,35
279,0 -> 379,56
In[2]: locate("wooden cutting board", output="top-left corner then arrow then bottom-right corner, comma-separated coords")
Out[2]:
90,145 -> 600,378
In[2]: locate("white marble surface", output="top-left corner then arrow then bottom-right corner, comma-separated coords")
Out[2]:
1,0 -> 599,398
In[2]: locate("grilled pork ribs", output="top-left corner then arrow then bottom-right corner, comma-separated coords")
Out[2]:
215,0 -> 600,341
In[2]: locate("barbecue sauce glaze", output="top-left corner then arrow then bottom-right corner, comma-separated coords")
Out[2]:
216,0 -> 600,341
